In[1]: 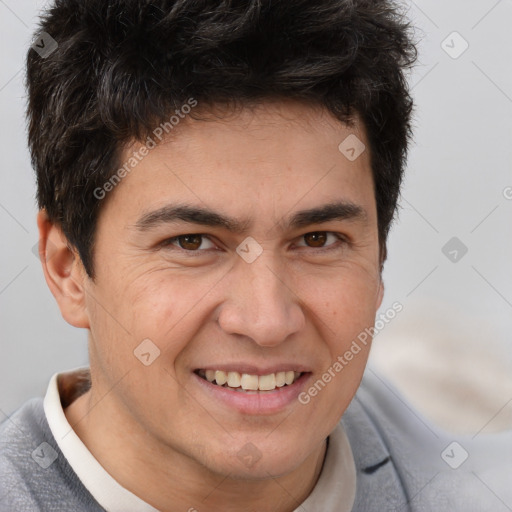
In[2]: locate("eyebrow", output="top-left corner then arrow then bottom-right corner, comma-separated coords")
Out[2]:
133,201 -> 367,234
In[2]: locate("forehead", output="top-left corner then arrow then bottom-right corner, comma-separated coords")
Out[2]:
101,100 -> 376,229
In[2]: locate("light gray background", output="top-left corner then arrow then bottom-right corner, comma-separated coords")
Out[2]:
1,1 -> 511,426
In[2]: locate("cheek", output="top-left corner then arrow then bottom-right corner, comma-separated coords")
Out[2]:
302,279 -> 376,419
117,270 -> 222,353
302,270 -> 380,380
308,267 -> 380,327
84,272 -> 183,372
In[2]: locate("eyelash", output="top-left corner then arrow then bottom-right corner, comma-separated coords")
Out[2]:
160,232 -> 348,255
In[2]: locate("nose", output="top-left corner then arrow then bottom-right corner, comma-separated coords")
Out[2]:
217,257 -> 306,347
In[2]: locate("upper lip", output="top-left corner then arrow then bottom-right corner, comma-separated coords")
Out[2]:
195,364 -> 312,376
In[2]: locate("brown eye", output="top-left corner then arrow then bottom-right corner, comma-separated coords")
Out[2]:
303,232 -> 328,247
177,234 -> 203,250
162,233 -> 216,253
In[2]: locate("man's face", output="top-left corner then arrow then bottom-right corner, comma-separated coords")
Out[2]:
81,100 -> 383,478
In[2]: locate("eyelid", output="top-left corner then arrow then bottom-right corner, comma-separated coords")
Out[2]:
293,231 -> 348,251
160,234 -> 217,252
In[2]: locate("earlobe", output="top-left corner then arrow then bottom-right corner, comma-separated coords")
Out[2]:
36,209 -> 90,329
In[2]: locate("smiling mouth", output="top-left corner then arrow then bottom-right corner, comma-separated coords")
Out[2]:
195,369 -> 304,392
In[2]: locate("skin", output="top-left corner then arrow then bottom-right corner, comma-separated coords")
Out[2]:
38,99 -> 384,512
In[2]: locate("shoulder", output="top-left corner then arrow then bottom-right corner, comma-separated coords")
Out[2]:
0,398 -> 50,510
0,397 -> 49,476
0,397 -> 103,511
342,368 -> 512,511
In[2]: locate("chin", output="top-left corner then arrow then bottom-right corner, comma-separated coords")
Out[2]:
201,436 -> 311,480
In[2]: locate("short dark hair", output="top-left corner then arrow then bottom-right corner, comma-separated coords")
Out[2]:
27,0 -> 417,279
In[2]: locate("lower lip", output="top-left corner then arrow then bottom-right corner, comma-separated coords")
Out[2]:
192,372 -> 311,415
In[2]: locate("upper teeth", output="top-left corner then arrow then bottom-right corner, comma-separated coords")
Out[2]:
201,370 -> 301,391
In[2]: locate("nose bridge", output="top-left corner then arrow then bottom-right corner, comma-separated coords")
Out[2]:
218,254 -> 305,346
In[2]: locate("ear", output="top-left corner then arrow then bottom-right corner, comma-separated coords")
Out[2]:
375,276 -> 384,311
36,209 -> 90,329
376,242 -> 386,310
